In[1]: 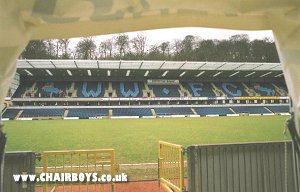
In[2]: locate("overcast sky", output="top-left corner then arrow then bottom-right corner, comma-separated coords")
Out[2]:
69,27 -> 274,49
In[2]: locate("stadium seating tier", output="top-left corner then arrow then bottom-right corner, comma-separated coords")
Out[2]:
12,81 -> 287,98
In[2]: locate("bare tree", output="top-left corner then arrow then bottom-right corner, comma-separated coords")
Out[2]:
58,39 -> 70,59
45,39 -> 56,59
75,37 -> 97,59
99,38 -> 114,59
131,33 -> 148,59
172,39 -> 183,56
147,44 -> 163,60
21,40 -> 50,59
115,34 -> 130,58
160,41 -> 170,59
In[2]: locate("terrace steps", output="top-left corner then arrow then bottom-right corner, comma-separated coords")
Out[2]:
264,107 -> 273,113
143,83 -> 155,97
191,108 -> 198,115
242,83 -> 258,96
151,109 -> 156,116
64,109 -> 69,117
211,83 -> 226,97
22,82 -> 38,98
178,83 -> 191,97
15,110 -> 23,120
108,109 -> 113,118
272,83 -> 288,96
66,82 -> 77,97
229,107 -> 236,114
104,82 -> 117,97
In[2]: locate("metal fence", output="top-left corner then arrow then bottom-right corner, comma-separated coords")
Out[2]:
42,149 -> 117,192
1,151 -> 36,192
187,141 -> 296,192
158,141 -> 185,192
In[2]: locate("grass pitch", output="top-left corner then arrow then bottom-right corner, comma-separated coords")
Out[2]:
4,116 -> 289,164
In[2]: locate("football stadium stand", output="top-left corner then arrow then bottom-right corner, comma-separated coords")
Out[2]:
231,106 -> 271,114
1,104 -> 290,119
2,109 -> 20,120
112,108 -> 152,117
193,107 -> 234,116
154,107 -> 194,116
149,85 -> 180,97
116,82 -> 143,98
267,105 -> 290,113
2,60 -> 290,120
77,82 -> 105,98
12,81 -> 287,98
20,108 -> 65,118
67,108 -> 108,118
185,82 -> 216,97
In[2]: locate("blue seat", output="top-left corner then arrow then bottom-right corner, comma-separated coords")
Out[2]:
219,82 -> 244,97
37,82 -> 70,98
231,106 -> 271,114
68,108 -> 108,118
77,82 -> 105,98
193,107 -> 233,116
2,109 -> 20,119
11,81 -> 288,98
249,83 -> 275,96
116,82 -> 142,97
155,107 -> 193,115
185,83 -> 215,97
113,108 -> 152,116
13,82 -> 34,97
20,108 -> 65,117
149,85 -> 180,97
267,105 -> 290,113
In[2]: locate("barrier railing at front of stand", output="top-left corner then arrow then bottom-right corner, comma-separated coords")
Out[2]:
42,149 -> 117,192
158,141 -> 185,192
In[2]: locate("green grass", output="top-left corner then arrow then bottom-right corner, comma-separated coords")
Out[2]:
3,116 -> 289,164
